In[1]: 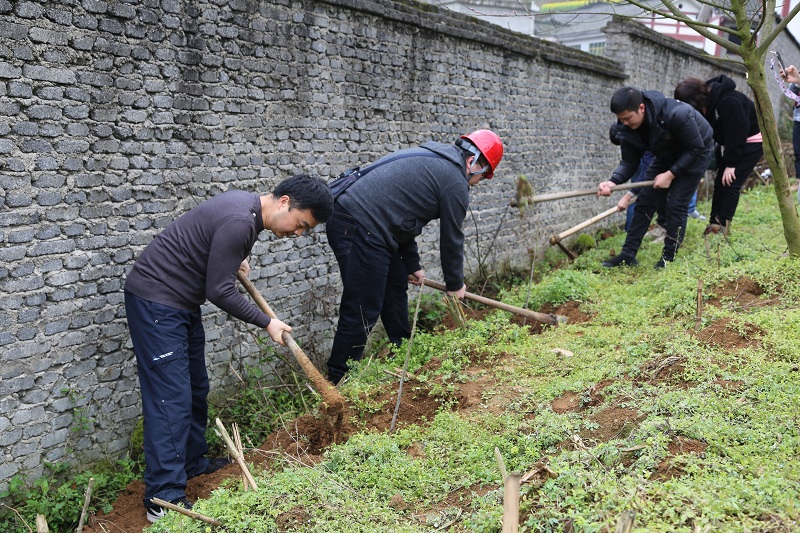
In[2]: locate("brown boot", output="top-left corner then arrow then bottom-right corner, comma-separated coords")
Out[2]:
704,224 -> 723,236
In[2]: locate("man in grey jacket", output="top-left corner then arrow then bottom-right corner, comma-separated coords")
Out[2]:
598,87 -> 713,268
326,130 -> 503,384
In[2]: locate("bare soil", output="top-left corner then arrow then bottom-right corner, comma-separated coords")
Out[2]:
83,279 -> 764,533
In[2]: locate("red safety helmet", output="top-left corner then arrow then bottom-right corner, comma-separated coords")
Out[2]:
460,129 -> 503,179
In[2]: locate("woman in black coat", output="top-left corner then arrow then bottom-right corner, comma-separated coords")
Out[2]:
674,75 -> 763,234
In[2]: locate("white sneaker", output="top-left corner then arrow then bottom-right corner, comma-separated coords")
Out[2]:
146,497 -> 193,523
688,209 -> 707,220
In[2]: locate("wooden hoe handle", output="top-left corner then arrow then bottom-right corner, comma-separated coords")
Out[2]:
531,180 -> 654,204
422,279 -> 567,326
237,271 -> 345,414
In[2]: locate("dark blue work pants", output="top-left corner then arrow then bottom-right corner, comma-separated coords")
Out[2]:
325,205 -> 411,384
124,291 -> 210,507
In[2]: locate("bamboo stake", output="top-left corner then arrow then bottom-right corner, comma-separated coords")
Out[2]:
232,423 -> 250,491
614,510 -> 636,533
530,180 -> 654,204
75,477 -> 94,533
35,515 -> 48,533
422,279 -> 567,325
150,498 -> 222,526
215,418 -> 259,491
502,473 -> 521,533
390,284 -> 424,434
494,447 -> 508,480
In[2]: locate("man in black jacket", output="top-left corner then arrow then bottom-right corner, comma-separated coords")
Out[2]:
326,130 -> 503,384
598,87 -> 713,268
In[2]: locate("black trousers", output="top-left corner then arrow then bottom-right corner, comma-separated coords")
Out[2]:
709,143 -> 763,226
325,204 -> 411,383
622,171 -> 703,262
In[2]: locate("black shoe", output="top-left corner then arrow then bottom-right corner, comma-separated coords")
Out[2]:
203,456 -> 233,475
602,255 -> 639,268
654,257 -> 671,269
146,497 -> 193,523
187,456 -> 233,480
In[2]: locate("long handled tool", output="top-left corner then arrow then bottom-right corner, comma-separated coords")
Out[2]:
549,198 -> 637,259
237,272 -> 345,421
422,279 -> 567,325
529,180 -> 654,204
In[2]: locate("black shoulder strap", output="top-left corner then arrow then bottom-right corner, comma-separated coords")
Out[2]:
358,151 -> 444,178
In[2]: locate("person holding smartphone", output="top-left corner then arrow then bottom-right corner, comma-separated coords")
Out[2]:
779,62 -> 800,201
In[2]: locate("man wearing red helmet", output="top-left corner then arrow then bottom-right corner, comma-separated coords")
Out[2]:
325,130 -> 503,384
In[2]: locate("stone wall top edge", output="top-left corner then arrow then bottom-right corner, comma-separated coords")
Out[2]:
605,16 -> 747,75
322,0 -> 626,78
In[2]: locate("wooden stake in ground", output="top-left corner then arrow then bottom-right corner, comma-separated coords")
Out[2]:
150,498 -> 222,526
494,447 -> 508,480
232,423 -> 251,491
35,515 -> 48,533
502,473 -> 521,533
215,418 -> 259,491
614,510 -> 636,533
389,284 -> 424,433
75,477 -> 94,533
237,272 -> 345,428
695,278 -> 704,331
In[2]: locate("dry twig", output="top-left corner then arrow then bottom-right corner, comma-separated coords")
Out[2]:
390,284 -> 424,433
149,498 -> 222,526
75,477 -> 94,533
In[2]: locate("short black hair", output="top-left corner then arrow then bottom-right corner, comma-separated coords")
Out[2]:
610,87 -> 644,114
272,174 -> 334,223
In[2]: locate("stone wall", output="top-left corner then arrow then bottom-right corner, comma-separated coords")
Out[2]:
0,0 -> 785,489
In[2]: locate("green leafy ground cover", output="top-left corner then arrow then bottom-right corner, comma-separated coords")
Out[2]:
7,185 -> 798,533
143,186 -> 800,532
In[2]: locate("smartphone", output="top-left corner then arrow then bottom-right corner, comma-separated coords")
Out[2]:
774,50 -> 786,72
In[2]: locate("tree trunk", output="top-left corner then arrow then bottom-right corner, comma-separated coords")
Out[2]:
744,56 -> 800,255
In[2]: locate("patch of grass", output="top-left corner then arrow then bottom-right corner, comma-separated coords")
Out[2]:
0,458 -> 140,533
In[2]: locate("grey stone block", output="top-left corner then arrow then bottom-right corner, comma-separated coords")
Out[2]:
23,64 -> 75,84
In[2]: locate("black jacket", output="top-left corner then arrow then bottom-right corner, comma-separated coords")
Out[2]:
705,74 -> 760,168
611,90 -> 713,184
